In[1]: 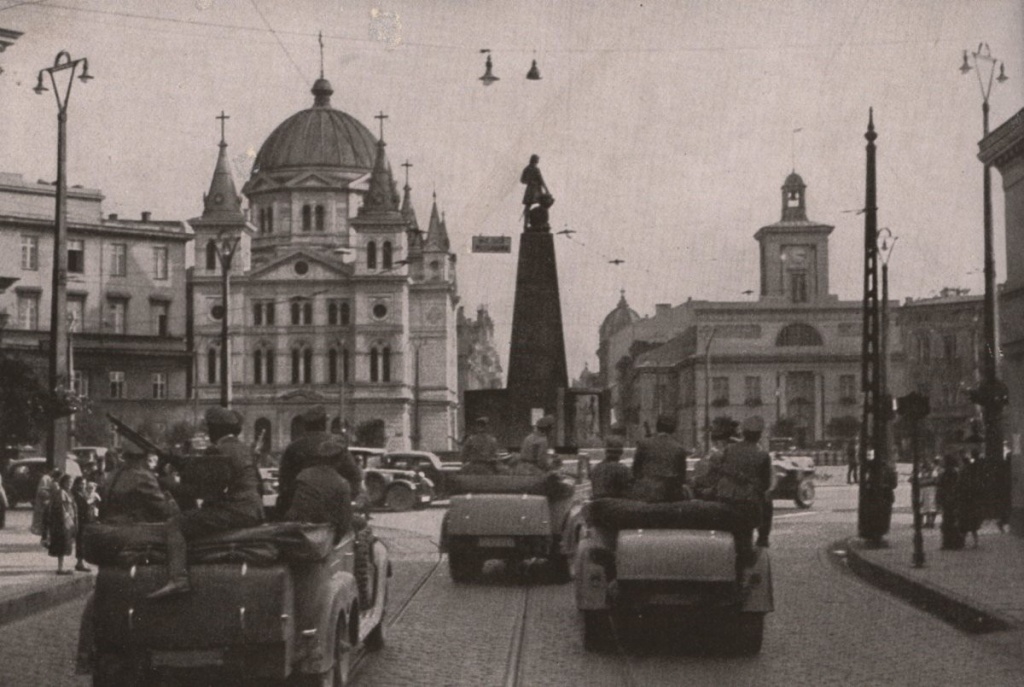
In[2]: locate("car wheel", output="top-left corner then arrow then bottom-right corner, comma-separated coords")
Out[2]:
384,484 -> 416,512
795,477 -> 815,509
364,474 -> 386,507
582,610 -> 614,652
92,653 -> 146,687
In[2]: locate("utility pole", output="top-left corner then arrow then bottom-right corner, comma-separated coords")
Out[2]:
35,51 -> 93,471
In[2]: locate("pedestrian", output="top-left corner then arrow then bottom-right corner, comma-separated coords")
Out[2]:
937,453 -> 965,550
70,477 -> 92,573
958,450 -> 984,548
46,474 -> 78,575
846,441 -> 859,484
0,470 -> 7,530
631,413 -> 689,502
917,457 -> 939,528
33,469 -> 60,542
590,436 -> 633,499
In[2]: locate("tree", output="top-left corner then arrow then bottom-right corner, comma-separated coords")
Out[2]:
0,356 -> 52,451
355,419 -> 387,448
72,403 -> 112,447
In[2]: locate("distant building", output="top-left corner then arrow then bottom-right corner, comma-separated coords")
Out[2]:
189,76 -> 459,452
0,172 -> 192,444
456,304 -> 504,438
599,172 -> 887,449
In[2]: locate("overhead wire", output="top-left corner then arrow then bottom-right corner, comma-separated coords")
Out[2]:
248,0 -> 308,84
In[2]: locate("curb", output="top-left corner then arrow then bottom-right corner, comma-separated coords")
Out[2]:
841,537 -> 1013,634
0,576 -> 94,629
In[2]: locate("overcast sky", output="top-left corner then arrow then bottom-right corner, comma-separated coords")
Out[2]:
1,0 -> 1022,377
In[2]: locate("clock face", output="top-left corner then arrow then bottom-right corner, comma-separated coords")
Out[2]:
786,246 -> 808,265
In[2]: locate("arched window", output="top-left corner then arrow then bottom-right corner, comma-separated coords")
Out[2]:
291,301 -> 301,325
207,347 -> 218,383
258,208 -> 266,233
315,205 -> 325,231
291,348 -> 301,384
382,241 -> 393,269
343,348 -> 350,382
916,332 -> 931,363
265,350 -> 275,384
254,418 -> 272,453
776,323 -> 823,346
267,207 -> 274,234
302,204 -> 312,232
367,241 -> 377,269
382,346 -> 391,382
254,349 -> 263,384
303,348 -> 313,383
328,302 -> 338,325
370,347 -> 379,382
328,348 -> 339,383
205,240 -> 218,271
303,301 -> 313,325
340,302 -> 351,326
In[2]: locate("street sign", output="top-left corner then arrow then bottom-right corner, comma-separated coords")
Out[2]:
472,235 -> 511,253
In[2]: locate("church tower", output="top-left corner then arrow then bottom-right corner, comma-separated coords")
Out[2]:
754,171 -> 835,305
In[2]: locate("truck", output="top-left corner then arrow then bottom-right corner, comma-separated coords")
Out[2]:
81,521 -> 389,686
574,497 -> 773,655
439,472 -> 578,582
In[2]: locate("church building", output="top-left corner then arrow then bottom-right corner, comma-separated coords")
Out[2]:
189,76 -> 459,452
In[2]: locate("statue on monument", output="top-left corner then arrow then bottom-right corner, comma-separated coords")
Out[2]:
520,154 -> 554,232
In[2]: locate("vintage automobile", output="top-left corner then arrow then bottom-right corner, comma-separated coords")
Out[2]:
769,453 -> 816,508
440,471 -> 577,582
81,521 -> 389,686
379,451 -> 462,499
349,447 -> 434,512
5,455 -> 82,506
574,497 -> 773,655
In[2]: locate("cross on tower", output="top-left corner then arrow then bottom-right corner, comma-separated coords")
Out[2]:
318,31 -> 324,79
375,111 -> 388,141
401,160 -> 412,188
216,110 -> 230,145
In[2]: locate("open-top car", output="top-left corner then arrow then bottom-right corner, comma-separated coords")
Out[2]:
349,447 -> 434,512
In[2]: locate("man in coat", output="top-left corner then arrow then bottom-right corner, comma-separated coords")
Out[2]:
283,438 -> 354,535
461,416 -> 501,467
631,413 -> 688,502
711,416 -> 772,572
278,405 -> 362,516
519,415 -> 556,471
590,436 -> 633,499
148,407 -> 264,600
98,451 -> 173,525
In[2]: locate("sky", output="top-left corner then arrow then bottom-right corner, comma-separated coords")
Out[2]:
0,0 -> 1022,378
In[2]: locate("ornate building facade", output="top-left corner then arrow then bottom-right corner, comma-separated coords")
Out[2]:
189,77 -> 459,452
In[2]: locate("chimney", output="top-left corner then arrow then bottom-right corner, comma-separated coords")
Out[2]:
107,213 -> 118,220
141,211 -> 151,222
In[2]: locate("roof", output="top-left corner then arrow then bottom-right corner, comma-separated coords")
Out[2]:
600,291 -> 640,340
251,79 -> 377,175
635,332 -> 693,368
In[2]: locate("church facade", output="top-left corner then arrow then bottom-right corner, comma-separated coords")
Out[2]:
189,77 -> 459,452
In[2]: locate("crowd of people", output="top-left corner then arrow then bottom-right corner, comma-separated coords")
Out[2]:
29,464 -> 102,574
923,448 -> 1012,550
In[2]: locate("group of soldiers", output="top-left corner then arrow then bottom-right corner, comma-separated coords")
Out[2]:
96,405 -> 363,599
460,414 -> 560,474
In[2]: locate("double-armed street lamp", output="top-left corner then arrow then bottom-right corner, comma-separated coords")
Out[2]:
212,231 -> 241,408
960,44 -> 1010,469
34,51 -> 93,471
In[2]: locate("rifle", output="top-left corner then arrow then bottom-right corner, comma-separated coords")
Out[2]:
107,414 -> 183,470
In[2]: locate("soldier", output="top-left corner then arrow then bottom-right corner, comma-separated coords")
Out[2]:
520,415 -> 556,471
148,407 -> 263,600
590,436 -> 632,499
277,405 -> 363,516
461,417 -> 500,467
631,413 -> 689,502
283,438 -> 354,535
98,451 -> 174,524
709,416 -> 772,572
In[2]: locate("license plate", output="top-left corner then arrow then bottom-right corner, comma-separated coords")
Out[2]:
151,649 -> 225,668
478,536 -> 515,548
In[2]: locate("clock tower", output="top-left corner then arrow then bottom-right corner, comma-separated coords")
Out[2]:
754,171 -> 835,305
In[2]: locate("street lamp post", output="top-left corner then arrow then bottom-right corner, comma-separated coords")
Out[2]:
879,228 -> 898,459
960,44 -> 1009,470
213,232 -> 240,408
34,51 -> 92,471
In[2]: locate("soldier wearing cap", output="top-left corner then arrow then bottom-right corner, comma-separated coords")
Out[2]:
631,413 -> 689,502
148,406 -> 264,600
461,416 -> 500,467
709,416 -> 772,571
278,406 -> 363,517
520,415 -> 556,471
591,436 -> 633,499
283,438 -> 353,535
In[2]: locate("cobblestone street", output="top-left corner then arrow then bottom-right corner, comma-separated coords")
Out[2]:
4,483 -> 1024,686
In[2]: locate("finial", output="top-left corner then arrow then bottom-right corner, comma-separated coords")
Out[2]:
374,110 -> 389,141
402,160 -> 412,190
216,110 -> 230,147
318,31 -> 324,79
865,107 -> 877,143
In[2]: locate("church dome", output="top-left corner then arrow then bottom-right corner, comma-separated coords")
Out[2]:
600,291 -> 640,341
784,171 -> 805,188
251,79 -> 378,175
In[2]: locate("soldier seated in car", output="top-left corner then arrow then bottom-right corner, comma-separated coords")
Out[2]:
590,436 -> 633,499
283,438 -> 354,537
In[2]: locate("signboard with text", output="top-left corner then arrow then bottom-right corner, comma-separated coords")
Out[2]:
472,235 -> 512,253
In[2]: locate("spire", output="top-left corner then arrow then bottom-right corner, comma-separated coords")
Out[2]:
618,288 -> 628,307
202,111 -> 244,220
401,160 -> 422,250
359,135 -> 399,215
424,193 -> 450,252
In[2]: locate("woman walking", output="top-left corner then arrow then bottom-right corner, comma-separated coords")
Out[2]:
46,474 -> 78,575
71,477 -> 93,572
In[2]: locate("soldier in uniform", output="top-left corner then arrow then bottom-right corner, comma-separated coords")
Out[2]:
631,413 -> 689,502
98,451 -> 175,524
708,416 -> 772,573
590,436 -> 633,499
277,405 -> 363,516
148,407 -> 263,599
461,417 -> 500,468
283,438 -> 354,536
519,415 -> 556,471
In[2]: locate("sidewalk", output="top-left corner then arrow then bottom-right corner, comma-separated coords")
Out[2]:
0,508 -> 94,627
844,517 -> 1024,637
